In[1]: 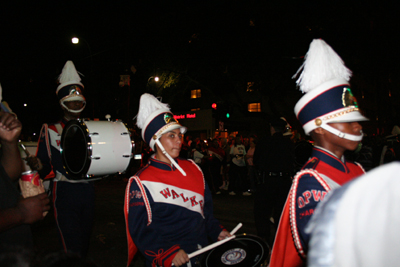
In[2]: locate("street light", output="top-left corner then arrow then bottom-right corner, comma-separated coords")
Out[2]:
71,37 -> 79,44
71,37 -> 93,61
148,76 -> 159,83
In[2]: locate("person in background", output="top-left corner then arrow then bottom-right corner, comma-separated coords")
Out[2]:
228,136 -> 249,196
208,138 -> 225,194
245,136 -> 257,193
253,118 -> 294,248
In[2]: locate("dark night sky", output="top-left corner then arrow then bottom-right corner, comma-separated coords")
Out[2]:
0,1 -> 399,137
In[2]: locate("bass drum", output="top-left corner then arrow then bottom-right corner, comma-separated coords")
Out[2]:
61,119 -> 133,180
201,234 -> 269,267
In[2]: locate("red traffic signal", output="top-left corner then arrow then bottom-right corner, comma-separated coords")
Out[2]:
211,103 -> 217,109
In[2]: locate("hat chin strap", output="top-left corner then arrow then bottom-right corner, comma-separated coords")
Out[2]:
321,124 -> 363,141
155,139 -> 187,176
61,102 -> 86,114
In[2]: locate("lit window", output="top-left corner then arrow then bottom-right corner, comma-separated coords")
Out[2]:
248,103 -> 261,112
246,82 -> 255,92
191,89 -> 201,99
191,108 -> 200,111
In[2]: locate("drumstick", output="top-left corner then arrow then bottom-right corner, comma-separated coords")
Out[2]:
188,223 -> 241,258
188,235 -> 236,259
171,224 -> 242,265
230,222 -> 242,235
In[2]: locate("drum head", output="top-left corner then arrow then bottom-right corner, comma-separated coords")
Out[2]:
61,120 -> 91,179
201,234 -> 268,267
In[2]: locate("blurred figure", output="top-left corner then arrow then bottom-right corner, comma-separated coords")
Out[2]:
208,139 -> 225,194
228,136 -> 249,196
0,95 -> 50,250
245,136 -> 257,193
220,137 -> 230,191
253,118 -> 294,248
307,162 -> 400,267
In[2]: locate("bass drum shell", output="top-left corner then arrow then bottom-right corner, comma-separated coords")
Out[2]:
61,120 -> 133,180
201,234 -> 269,267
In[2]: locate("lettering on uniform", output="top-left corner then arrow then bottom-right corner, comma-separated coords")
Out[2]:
130,202 -> 144,207
142,180 -> 205,217
129,190 -> 143,201
129,190 -> 145,207
160,188 -> 171,198
56,140 -> 61,146
299,208 -> 314,219
297,190 -> 327,208
190,196 -> 198,207
180,193 -> 189,202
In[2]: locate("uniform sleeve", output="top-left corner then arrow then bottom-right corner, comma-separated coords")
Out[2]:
36,126 -> 53,179
291,173 -> 329,255
203,182 -> 225,241
127,179 -> 180,267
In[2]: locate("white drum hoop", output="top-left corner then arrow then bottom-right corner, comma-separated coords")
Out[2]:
61,119 -> 133,179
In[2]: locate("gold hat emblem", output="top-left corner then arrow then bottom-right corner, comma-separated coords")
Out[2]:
164,113 -> 178,124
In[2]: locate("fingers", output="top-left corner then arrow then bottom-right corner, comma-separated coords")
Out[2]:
0,112 -> 20,130
26,156 -> 42,171
172,250 -> 189,266
36,193 -> 51,211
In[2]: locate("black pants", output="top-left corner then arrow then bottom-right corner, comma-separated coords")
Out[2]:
228,163 -> 248,193
52,181 -> 96,257
253,175 -> 292,247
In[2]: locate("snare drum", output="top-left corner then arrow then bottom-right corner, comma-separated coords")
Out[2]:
61,119 -> 133,179
201,234 -> 269,267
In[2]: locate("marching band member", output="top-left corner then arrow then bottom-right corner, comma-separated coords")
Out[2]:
27,61 -> 95,257
124,93 -> 230,267
269,39 -> 368,266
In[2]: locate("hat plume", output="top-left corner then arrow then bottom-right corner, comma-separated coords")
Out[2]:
58,61 -> 82,85
136,93 -> 170,129
293,39 -> 352,93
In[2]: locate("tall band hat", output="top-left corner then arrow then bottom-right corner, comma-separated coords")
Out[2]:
56,60 -> 86,113
136,93 -> 187,176
293,39 -> 368,141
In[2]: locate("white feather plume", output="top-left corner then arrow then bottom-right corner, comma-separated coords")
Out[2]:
58,61 -> 82,84
136,93 -> 170,129
293,39 -> 352,93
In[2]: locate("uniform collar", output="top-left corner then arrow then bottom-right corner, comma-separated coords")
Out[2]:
148,155 -> 179,171
312,146 -> 348,173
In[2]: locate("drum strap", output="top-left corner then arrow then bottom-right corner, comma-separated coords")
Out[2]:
55,123 -> 63,136
39,123 -> 56,180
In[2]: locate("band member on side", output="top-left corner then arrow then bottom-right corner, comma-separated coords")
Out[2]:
124,93 -> 230,267
27,61 -> 96,257
269,39 -> 368,266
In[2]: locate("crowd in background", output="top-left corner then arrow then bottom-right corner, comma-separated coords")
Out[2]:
135,124 -> 400,200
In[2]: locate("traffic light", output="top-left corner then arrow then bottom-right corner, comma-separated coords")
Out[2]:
212,103 -> 217,109
226,113 -> 230,119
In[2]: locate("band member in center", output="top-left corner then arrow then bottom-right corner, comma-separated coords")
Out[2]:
124,93 -> 230,267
